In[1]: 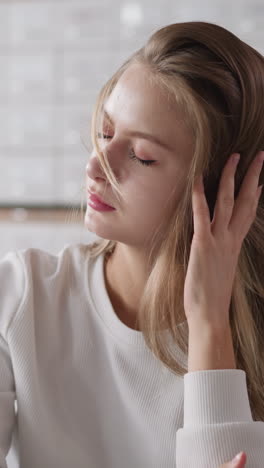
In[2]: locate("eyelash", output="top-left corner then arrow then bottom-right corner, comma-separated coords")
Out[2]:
96,132 -> 156,167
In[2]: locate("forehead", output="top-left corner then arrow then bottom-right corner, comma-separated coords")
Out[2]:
106,64 -> 177,125
104,64 -> 193,155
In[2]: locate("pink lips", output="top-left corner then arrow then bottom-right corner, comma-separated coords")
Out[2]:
87,190 -> 116,212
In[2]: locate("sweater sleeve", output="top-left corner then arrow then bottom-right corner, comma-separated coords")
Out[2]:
176,369 -> 264,468
0,251 -> 25,468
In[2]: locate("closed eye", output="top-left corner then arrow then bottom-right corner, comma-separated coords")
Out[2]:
96,132 -> 156,167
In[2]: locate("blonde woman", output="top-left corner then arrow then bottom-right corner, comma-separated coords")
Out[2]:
1,21 -> 263,467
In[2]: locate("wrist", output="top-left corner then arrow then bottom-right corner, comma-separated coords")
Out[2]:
188,323 -> 236,372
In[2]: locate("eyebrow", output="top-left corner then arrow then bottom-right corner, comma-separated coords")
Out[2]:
102,108 -> 172,152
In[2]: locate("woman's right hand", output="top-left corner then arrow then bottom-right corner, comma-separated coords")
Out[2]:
219,452 -> 246,468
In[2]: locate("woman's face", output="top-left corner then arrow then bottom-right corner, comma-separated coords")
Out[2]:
85,63 -> 193,247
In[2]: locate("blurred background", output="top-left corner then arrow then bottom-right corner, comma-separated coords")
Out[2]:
0,0 -> 263,258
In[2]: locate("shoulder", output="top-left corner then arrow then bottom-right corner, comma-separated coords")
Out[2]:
0,243 -> 95,339
16,241 -> 96,276
0,249 -> 26,338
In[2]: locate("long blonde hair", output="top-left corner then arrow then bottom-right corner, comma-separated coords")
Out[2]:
83,22 -> 264,421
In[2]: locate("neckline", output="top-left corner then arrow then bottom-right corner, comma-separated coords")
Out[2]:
87,250 -> 188,365
88,251 -> 146,348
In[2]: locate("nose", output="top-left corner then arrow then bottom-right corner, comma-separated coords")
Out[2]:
86,152 -> 107,185
86,139 -> 123,187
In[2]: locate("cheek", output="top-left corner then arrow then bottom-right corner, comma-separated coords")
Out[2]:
123,169 -> 182,212
127,189 -> 173,220
124,184 -> 163,208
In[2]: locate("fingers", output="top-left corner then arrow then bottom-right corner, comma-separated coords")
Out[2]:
230,151 -> 264,237
219,451 -> 247,468
192,174 -> 211,239
192,153 -> 241,239
193,151 -> 264,242
211,153 -> 240,232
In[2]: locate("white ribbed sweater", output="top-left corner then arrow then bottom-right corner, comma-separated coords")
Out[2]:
0,243 -> 263,468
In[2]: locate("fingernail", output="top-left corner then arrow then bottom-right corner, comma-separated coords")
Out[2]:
258,152 -> 264,163
233,154 -> 240,165
232,452 -> 243,465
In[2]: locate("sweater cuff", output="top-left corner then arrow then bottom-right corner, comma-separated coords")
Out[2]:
184,369 -> 253,426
